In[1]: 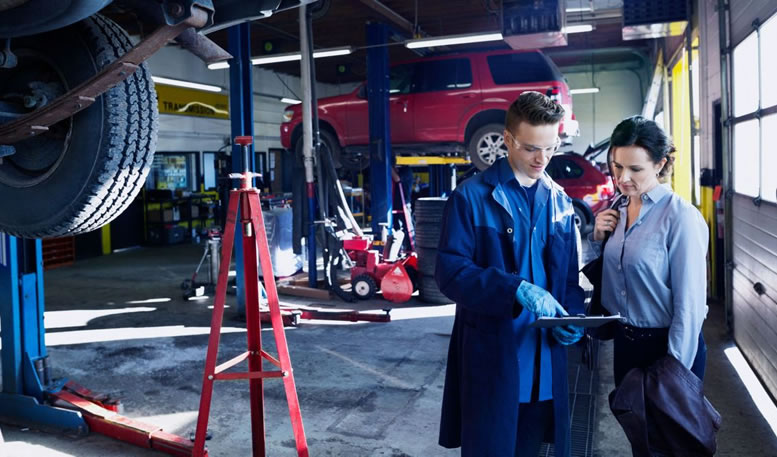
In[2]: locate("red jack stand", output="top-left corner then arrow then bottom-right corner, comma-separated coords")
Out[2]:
192,136 -> 308,457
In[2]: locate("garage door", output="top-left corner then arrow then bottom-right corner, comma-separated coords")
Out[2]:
729,3 -> 777,397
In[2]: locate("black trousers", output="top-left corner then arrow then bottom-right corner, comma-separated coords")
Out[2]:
613,324 -> 707,387
515,400 -> 554,457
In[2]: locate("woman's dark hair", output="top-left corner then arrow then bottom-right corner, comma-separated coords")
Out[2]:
609,115 -> 676,179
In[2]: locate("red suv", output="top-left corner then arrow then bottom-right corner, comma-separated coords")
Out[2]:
546,153 -> 615,234
280,49 -> 578,171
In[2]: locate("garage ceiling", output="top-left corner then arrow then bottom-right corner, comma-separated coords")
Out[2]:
111,0 -> 654,84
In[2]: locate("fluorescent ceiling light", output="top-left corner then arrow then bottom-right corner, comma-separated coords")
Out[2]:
312,47 -> 352,58
209,47 -> 353,69
570,87 -> 600,95
208,61 -> 230,70
405,32 -> 503,49
564,24 -> 594,34
152,76 -> 222,92
280,98 -> 302,105
252,52 -> 303,65
566,7 -> 592,13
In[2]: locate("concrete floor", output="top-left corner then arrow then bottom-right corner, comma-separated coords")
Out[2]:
1,243 -> 777,456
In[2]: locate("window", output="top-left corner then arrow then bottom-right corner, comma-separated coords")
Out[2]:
389,64 -> 414,95
732,11 -> 777,202
733,33 -> 758,117
487,52 -> 562,85
204,152 -> 216,190
760,15 -> 777,109
150,154 -> 191,191
547,157 -> 583,179
545,159 -> 560,180
733,120 -> 759,197
556,159 -> 584,179
412,59 -> 472,93
761,114 -> 777,202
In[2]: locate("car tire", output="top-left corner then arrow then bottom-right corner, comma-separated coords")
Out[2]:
468,123 -> 508,171
419,275 -> 451,304
573,202 -> 593,235
295,129 -> 367,171
414,197 -> 447,248
417,247 -> 437,276
0,14 -> 158,238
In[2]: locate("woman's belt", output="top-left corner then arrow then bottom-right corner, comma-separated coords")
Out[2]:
617,323 -> 669,341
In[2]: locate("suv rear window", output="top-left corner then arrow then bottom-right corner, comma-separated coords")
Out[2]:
549,157 -> 584,179
413,59 -> 472,93
487,52 -> 562,84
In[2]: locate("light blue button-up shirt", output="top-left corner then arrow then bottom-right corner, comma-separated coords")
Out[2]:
498,158 -> 553,402
588,184 -> 709,369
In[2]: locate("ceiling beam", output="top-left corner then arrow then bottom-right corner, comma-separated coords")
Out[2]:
357,0 -> 414,35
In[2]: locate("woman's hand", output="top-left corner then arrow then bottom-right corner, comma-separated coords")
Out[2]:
593,209 -> 620,241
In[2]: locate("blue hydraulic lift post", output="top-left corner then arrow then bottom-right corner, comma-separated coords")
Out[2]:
0,234 -> 86,433
228,23 -> 255,316
367,22 -> 393,236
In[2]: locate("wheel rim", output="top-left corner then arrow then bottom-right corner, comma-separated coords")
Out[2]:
574,212 -> 583,229
354,280 -> 371,296
476,132 -> 508,166
0,49 -> 71,188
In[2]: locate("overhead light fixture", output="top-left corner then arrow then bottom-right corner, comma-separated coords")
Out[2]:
570,87 -> 600,95
312,47 -> 353,58
566,6 -> 593,13
563,24 -> 594,34
207,61 -> 230,70
208,46 -> 354,69
280,98 -> 302,105
405,32 -> 503,49
252,53 -> 303,65
151,76 -> 222,92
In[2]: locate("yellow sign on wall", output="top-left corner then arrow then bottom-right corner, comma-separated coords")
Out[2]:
155,84 -> 229,119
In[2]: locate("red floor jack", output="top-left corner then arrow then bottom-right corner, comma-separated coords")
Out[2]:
192,136 -> 308,457
51,381 -> 199,456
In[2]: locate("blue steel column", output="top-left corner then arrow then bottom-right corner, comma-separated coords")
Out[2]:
228,23 -> 255,316
0,234 -> 85,433
367,22 -> 393,235
0,233 -> 22,393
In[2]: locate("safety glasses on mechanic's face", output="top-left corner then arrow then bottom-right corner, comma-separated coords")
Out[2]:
505,131 -> 561,156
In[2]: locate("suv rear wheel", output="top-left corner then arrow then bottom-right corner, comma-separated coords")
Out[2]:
468,123 -> 508,171
573,201 -> 593,235
0,14 -> 157,238
294,129 -> 367,171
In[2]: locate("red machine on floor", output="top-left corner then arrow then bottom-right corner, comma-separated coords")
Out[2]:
342,236 -> 418,303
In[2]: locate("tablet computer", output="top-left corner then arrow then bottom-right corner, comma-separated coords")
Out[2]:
529,314 -> 624,328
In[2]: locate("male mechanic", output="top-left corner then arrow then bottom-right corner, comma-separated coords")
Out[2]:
435,91 -> 585,456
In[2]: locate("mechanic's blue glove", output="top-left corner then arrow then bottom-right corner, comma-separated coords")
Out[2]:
515,282 -> 566,318
552,325 -> 584,346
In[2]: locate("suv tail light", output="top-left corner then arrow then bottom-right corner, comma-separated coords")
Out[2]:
597,178 -> 615,201
546,86 -> 561,103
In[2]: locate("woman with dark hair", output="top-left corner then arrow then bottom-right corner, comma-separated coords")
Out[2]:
591,115 -> 708,386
